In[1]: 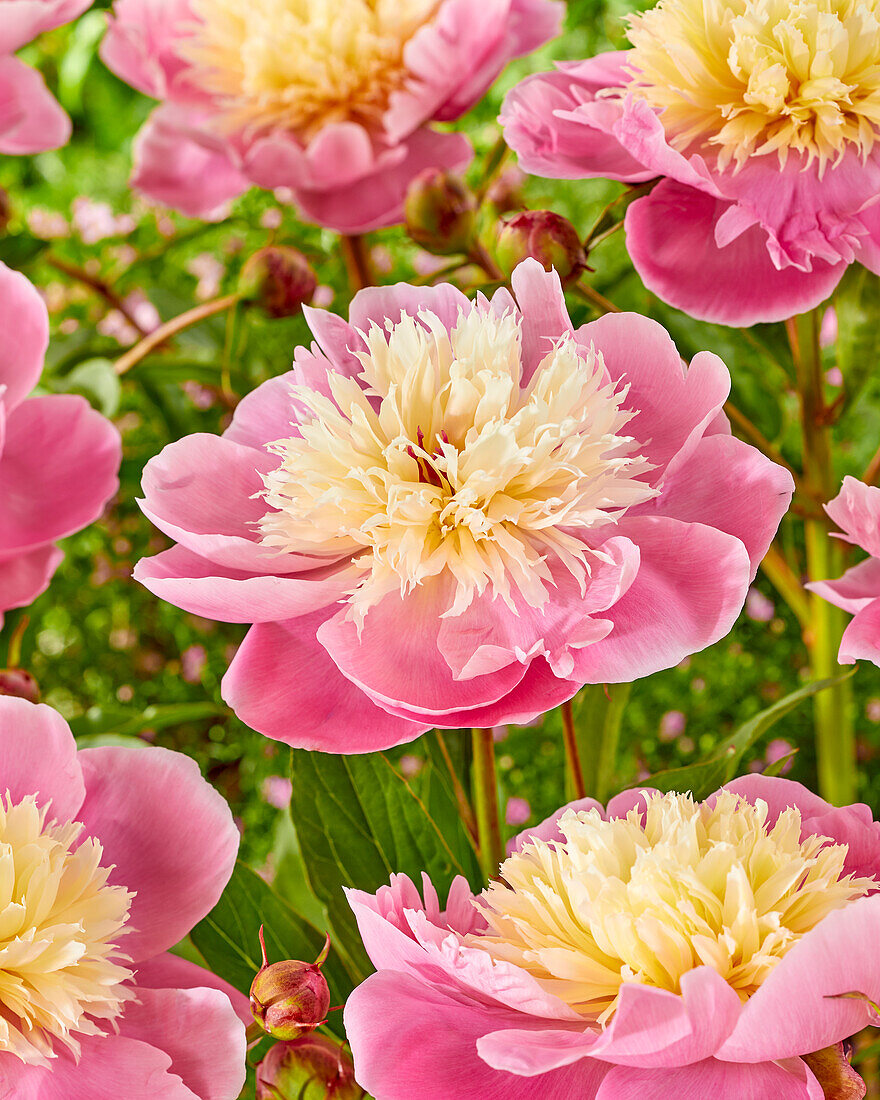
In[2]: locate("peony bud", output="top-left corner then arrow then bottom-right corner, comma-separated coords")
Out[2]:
256,1035 -> 365,1100
496,211 -> 587,284
239,247 -> 317,318
250,928 -> 331,1041
404,169 -> 476,255
803,1042 -> 866,1099
0,669 -> 39,703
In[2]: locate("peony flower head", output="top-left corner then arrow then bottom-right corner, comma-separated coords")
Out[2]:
0,262 -> 121,626
0,0 -> 93,155
344,775 -> 880,1098
0,695 -> 246,1097
100,0 -> 563,231
806,475 -> 880,665
500,0 -> 880,325
134,260 -> 793,752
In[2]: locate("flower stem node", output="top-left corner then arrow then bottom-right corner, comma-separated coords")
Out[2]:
239,247 -> 317,319
497,211 -> 587,284
250,927 -> 332,1041
404,169 -> 477,255
0,669 -> 39,704
256,1034 -> 365,1100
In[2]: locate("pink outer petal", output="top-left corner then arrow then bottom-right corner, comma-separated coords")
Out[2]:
0,697 -> 85,823
476,1028 -> 601,1076
221,371 -> 300,450
499,58 -> 657,183
570,516 -> 752,683
823,476 -> 880,557
0,394 -> 120,554
0,57 -> 71,154
0,262 -> 48,410
636,433 -> 794,578
221,614 -> 429,752
0,0 -> 93,54
625,179 -> 846,326
805,558 -> 880,614
0,543 -> 64,615
578,311 -> 731,481
100,0 -> 196,99
119,986 -> 247,1100
131,106 -> 249,221
348,280 -> 472,336
509,797 -> 605,854
838,598 -> 880,665
133,545 -> 356,624
76,745 -> 239,962
345,970 -> 607,1100
289,128 -> 474,235
134,952 -> 251,1026
596,1056 -> 822,1100
510,259 -> 573,386
717,894 -> 880,1063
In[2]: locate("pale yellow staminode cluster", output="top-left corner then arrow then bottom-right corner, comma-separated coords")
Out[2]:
0,795 -> 133,1065
260,306 -> 655,626
473,791 -> 874,1022
184,0 -> 439,138
624,0 -> 880,171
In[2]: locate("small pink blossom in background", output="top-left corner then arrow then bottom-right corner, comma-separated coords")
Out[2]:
71,196 -> 136,243
134,260 -> 793,753
0,696 -> 247,1097
262,775 -> 293,810
658,709 -> 686,742
806,477 -> 880,665
745,587 -> 775,622
0,263 -> 121,626
27,207 -> 69,239
259,208 -> 284,230
311,285 -> 335,309
765,738 -> 795,774
188,253 -> 226,301
0,0 -> 93,156
821,308 -> 839,349
492,726 -> 510,743
399,755 -> 423,779
825,367 -> 844,388
505,796 -> 531,826
100,0 -> 563,232
413,251 -> 452,277
344,776 -> 880,1098
181,644 -> 208,683
867,699 -> 880,723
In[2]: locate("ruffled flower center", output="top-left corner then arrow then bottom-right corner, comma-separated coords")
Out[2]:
625,0 -> 880,172
259,306 -> 656,626
183,0 -> 439,138
472,791 -> 875,1023
0,794 -> 133,1066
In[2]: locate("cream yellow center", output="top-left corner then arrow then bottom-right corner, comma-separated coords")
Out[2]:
259,307 -> 656,626
624,0 -> 880,171
473,792 -> 874,1023
183,0 -> 439,138
0,795 -> 133,1066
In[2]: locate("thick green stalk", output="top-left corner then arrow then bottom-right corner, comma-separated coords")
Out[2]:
471,728 -> 504,880
793,309 -> 856,805
566,683 -> 631,803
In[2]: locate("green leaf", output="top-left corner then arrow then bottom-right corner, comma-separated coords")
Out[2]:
68,701 -> 228,739
836,263 -> 880,419
642,672 -> 854,800
190,861 -> 354,1039
289,750 -> 482,983
48,357 -> 121,416
0,233 -> 49,270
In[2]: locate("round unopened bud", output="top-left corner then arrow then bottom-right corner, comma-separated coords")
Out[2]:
0,670 -> 39,703
405,169 -> 476,255
256,1035 -> 365,1100
250,928 -> 331,1042
496,211 -> 587,283
486,166 -> 526,215
239,247 -> 317,319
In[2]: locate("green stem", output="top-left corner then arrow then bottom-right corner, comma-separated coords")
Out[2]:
596,683 -> 630,803
435,731 -> 478,845
566,683 -> 631,803
340,234 -> 375,292
114,293 -> 243,376
561,700 -> 587,800
471,728 -> 504,879
760,543 -> 810,632
791,309 -> 855,805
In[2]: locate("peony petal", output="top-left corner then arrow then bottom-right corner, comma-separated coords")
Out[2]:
76,746 -> 239,961
0,261 -> 49,409
221,371 -> 300,450
100,0 -> 196,98
805,558 -> 880,614
0,0 -> 93,55
0,57 -> 71,155
348,279 -> 472,337
134,952 -> 251,1026
823,476 -> 880,557
510,259 -> 574,386
0,697 -> 85,822
838,599 -> 880,665
596,1056 -> 822,1100
476,1028 -> 602,1076
509,797 -> 606,854
0,543 -> 64,616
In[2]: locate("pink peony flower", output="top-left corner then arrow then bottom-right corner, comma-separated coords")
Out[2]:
806,476 -> 880,665
500,0 -> 880,326
99,0 -> 563,232
0,262 -> 121,627
0,0 -> 92,154
134,260 -> 793,752
344,775 -> 880,1098
0,695 -> 247,1097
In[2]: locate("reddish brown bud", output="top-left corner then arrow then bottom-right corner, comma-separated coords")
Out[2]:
0,670 -> 39,704
250,928 -> 331,1042
0,187 -> 11,234
496,211 -> 587,284
240,247 -> 317,318
405,169 -> 476,255
803,1042 -> 866,1099
256,1035 -> 365,1100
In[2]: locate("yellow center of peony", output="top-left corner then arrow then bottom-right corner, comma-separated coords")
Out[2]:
624,0 -> 880,172
183,0 -> 439,138
259,307 -> 656,626
0,795 -> 134,1066
473,791 -> 875,1023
